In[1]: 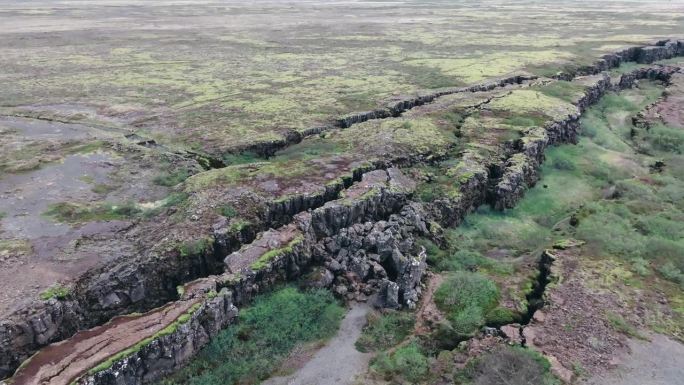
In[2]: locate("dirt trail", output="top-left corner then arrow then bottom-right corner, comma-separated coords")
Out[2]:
8,298 -> 201,385
414,272 -> 445,335
261,303 -> 372,385
582,334 -> 684,385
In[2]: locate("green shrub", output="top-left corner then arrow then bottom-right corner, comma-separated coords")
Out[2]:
485,306 -> 519,326
643,124 -> 684,154
160,287 -> 343,385
458,345 -> 559,385
434,272 -> 499,336
630,257 -> 651,276
218,204 -> 237,218
658,262 -> 684,287
549,151 -> 576,171
355,310 -> 415,352
576,211 -> 645,260
371,341 -> 429,384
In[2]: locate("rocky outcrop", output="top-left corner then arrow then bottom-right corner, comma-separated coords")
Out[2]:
78,170 -> 428,384
555,39 -> 683,80
2,42 -> 683,382
0,164 -> 381,379
616,64 -> 680,90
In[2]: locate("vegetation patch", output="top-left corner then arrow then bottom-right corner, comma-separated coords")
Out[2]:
355,310 -> 415,352
370,341 -> 430,384
250,235 -> 304,270
39,284 -> 70,301
179,237 -> 213,257
455,345 -> 560,385
158,287 -> 343,385
44,201 -> 142,223
434,271 -> 500,337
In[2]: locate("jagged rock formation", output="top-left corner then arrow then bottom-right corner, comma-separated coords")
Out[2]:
1,39 -> 683,383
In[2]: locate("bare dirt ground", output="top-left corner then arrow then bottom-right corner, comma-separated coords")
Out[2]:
583,334 -> 684,385
414,272 -> 445,336
261,303 -> 372,385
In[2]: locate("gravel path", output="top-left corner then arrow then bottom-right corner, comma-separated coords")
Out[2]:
583,334 -> 684,385
262,303 -> 372,385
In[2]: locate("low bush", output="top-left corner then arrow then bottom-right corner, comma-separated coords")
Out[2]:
355,310 -> 415,352
434,271 -> 499,336
457,345 -> 559,385
658,262 -> 684,287
370,341 -> 430,384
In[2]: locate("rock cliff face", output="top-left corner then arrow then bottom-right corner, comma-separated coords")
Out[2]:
555,39 -> 683,80
1,40 -> 682,382
74,168 -> 428,385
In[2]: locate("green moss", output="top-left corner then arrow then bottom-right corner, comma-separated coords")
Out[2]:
43,201 -> 142,223
179,237 -> 214,257
487,90 -> 576,120
229,219 -> 252,232
534,80 -> 587,103
250,235 -> 304,270
485,306 -> 520,326
39,284 -> 70,301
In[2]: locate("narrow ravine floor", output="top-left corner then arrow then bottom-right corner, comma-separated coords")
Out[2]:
261,303 -> 372,385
